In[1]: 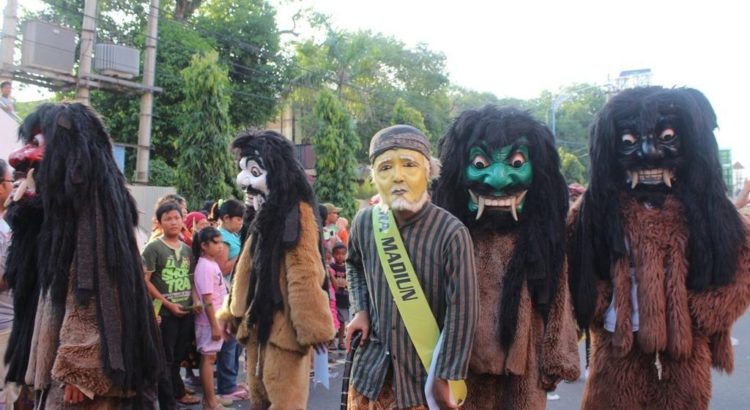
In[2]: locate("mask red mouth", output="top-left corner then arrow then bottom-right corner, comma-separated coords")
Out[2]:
9,132 -> 45,178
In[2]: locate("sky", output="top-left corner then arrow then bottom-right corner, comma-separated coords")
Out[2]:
273,0 -> 750,166
5,0 -> 750,166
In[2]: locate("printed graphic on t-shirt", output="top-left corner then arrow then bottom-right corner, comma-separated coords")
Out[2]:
162,256 -> 191,301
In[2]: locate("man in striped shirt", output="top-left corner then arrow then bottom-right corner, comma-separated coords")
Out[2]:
345,125 -> 478,410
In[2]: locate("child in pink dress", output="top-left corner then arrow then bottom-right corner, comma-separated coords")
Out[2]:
191,227 -> 229,410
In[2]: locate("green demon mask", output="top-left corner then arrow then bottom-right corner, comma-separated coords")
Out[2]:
465,140 -> 533,221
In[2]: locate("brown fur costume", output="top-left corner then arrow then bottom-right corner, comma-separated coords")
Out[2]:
27,270 -> 135,409
433,106 -> 580,410
464,231 -> 580,410
219,201 -> 334,410
5,103 -> 162,409
574,196 -> 750,409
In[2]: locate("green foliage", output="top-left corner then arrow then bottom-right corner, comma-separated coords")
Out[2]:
24,0 -> 145,45
90,19 -> 215,180
312,89 -> 360,219
39,0 -> 285,183
449,86 -> 531,116
353,177 -> 378,200
558,147 -> 587,185
291,29 -> 450,160
147,157 -> 177,187
390,98 -> 429,138
553,84 -> 607,146
13,100 -> 48,121
176,51 -> 236,209
195,0 -> 288,129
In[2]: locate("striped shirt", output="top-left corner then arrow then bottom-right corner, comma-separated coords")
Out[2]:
347,203 -> 478,408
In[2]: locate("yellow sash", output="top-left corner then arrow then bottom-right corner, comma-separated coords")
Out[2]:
372,205 -> 467,405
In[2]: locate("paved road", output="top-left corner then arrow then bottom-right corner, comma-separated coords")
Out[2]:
184,310 -> 750,409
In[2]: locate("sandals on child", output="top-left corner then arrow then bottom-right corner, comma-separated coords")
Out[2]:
176,393 -> 201,405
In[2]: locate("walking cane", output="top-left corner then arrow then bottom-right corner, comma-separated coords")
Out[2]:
340,331 -> 363,410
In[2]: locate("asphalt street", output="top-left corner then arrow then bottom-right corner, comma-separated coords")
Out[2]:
184,310 -> 750,409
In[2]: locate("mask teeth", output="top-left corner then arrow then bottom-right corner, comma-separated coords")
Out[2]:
475,195 -> 485,220
510,195 -> 518,222
630,170 -> 640,189
663,169 -> 673,188
469,190 -> 479,204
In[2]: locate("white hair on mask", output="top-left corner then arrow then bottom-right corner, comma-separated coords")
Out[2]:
390,191 -> 430,212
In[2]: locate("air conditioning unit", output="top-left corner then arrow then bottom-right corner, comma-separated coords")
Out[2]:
21,20 -> 76,74
94,43 -> 140,79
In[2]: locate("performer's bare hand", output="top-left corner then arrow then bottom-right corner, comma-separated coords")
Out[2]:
432,378 -> 459,409
736,179 -> 750,209
165,301 -> 188,317
345,310 -> 369,352
64,384 -> 86,404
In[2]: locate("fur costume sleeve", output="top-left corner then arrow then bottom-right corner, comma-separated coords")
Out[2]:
51,270 -> 117,397
285,202 -> 336,346
688,222 -> 750,335
539,259 -> 581,390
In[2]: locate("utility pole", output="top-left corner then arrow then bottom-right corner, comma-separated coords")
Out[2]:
1,0 -> 17,81
135,0 -> 159,184
76,0 -> 97,103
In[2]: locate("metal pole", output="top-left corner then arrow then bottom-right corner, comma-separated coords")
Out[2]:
551,102 -> 557,137
135,0 -> 159,184
1,0 -> 17,80
76,0 -> 97,103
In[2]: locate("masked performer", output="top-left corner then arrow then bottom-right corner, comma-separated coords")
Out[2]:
569,86 -> 750,409
218,130 -> 334,410
345,125 -> 478,410
432,106 -> 579,409
3,103 -> 163,408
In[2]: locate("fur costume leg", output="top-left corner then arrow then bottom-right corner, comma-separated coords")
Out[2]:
261,343 -> 310,410
245,327 -> 311,410
582,329 -> 711,410
42,380 -> 135,409
465,370 -> 546,410
245,335 -> 270,409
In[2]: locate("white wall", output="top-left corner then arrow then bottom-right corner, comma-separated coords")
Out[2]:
0,110 -> 21,164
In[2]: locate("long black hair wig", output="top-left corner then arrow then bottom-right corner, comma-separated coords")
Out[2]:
230,129 -> 318,345
569,86 -> 746,329
6,102 -> 163,392
433,105 -> 569,348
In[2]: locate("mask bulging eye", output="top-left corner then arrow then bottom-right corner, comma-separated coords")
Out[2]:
659,128 -> 676,141
250,167 -> 262,177
509,151 -> 526,168
622,134 -> 637,146
472,155 -> 489,169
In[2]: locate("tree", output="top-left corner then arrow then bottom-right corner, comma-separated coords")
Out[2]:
312,89 -> 360,219
195,0 -> 288,129
390,98 -> 429,138
291,29 -> 451,160
90,20 -> 215,183
558,147 -> 587,185
176,51 -> 235,208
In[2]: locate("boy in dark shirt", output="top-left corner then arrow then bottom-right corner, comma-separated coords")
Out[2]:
329,243 -> 349,349
143,202 -> 199,408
